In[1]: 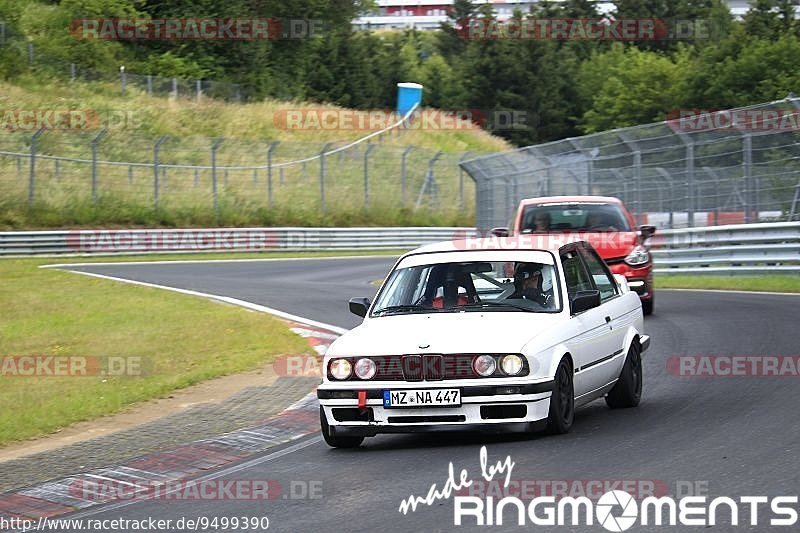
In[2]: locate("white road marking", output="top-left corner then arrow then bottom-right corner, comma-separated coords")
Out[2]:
661,288 -> 800,296
43,267 -> 348,334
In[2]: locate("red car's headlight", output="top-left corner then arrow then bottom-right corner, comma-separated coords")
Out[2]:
624,245 -> 650,266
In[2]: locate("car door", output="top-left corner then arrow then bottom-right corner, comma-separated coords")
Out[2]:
578,246 -> 629,388
559,247 -> 619,402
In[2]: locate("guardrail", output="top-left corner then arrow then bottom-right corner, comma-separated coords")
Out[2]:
0,227 -> 472,257
651,222 -> 800,275
1,223 -> 798,276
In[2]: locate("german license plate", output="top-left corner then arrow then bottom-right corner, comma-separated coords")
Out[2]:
383,389 -> 461,408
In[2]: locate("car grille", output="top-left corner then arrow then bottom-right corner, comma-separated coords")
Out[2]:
326,354 -> 529,381
396,354 -> 469,380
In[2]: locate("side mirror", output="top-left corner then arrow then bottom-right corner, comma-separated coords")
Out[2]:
639,225 -> 656,239
349,297 -> 371,318
490,227 -> 509,237
570,290 -> 601,314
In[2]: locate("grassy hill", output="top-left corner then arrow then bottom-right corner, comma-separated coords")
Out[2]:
0,78 -> 510,229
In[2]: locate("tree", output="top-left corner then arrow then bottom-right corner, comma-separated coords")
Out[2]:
743,0 -> 795,38
576,43 -> 691,132
686,33 -> 800,108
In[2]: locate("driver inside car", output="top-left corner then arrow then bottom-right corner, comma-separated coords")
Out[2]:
421,266 -> 479,309
511,263 -> 554,308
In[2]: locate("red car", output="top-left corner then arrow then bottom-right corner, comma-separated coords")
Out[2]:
492,196 -> 656,315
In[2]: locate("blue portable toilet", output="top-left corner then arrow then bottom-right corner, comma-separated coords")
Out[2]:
396,82 -> 423,118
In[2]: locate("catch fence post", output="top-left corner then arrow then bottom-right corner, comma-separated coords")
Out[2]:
28,127 -> 46,207
153,136 -> 168,210
91,129 -> 108,205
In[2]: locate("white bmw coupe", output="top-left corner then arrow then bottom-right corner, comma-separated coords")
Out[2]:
317,237 -> 650,448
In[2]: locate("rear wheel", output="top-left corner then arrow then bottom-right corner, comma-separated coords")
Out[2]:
545,357 -> 575,434
320,407 -> 364,448
606,342 -> 643,408
642,296 -> 654,316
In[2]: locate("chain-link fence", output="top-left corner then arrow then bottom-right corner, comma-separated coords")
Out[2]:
461,97 -> 800,230
1,37 -> 252,102
0,127 -> 482,223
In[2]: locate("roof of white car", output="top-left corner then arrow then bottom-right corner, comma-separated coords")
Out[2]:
405,235 -> 589,258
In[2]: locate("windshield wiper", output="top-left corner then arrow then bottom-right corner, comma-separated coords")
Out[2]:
454,301 -> 537,313
372,304 -> 437,316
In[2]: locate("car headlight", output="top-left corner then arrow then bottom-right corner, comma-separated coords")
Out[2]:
473,355 -> 497,377
354,358 -> 377,380
624,245 -> 650,266
329,358 -> 352,380
500,354 -> 524,375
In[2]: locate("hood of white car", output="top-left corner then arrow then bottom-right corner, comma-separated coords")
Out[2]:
327,312 -> 564,356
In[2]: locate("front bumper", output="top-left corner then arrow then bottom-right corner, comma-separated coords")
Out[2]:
318,380 -> 554,436
609,263 -> 653,301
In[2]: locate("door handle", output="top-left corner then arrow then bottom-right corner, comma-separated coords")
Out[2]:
605,316 -> 611,323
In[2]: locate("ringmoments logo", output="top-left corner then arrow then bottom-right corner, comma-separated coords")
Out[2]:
397,448 -> 799,529
595,490 -> 639,531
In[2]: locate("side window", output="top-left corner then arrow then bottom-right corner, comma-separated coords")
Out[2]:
560,250 -> 594,297
579,248 -> 618,302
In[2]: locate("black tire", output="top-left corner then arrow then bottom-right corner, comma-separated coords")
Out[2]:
545,357 -> 575,434
606,342 -> 643,408
320,407 -> 364,448
642,296 -> 654,316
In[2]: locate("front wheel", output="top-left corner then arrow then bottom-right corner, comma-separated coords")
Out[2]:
545,357 -> 575,434
320,407 -> 364,448
606,342 -> 643,408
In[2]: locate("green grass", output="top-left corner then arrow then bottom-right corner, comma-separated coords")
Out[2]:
0,256 -> 315,446
656,275 -> 800,293
0,78 -> 510,229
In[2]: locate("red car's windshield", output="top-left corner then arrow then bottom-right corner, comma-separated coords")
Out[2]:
520,203 -> 631,233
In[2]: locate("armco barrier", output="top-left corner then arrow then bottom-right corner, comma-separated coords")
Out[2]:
651,222 -> 800,275
0,227 -> 475,257
1,224 -> 798,275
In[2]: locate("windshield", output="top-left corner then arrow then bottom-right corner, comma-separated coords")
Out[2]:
520,203 -> 631,233
370,261 -> 561,317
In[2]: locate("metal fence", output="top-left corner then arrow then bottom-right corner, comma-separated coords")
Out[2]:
0,227 -> 471,257
1,32 -> 252,102
2,223 -> 798,276
653,222 -> 800,275
461,97 -> 800,230
0,128 -> 482,219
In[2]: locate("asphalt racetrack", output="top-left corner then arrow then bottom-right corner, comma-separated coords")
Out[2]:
51,256 -> 800,532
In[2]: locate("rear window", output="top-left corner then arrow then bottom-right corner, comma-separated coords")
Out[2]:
520,203 -> 631,233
